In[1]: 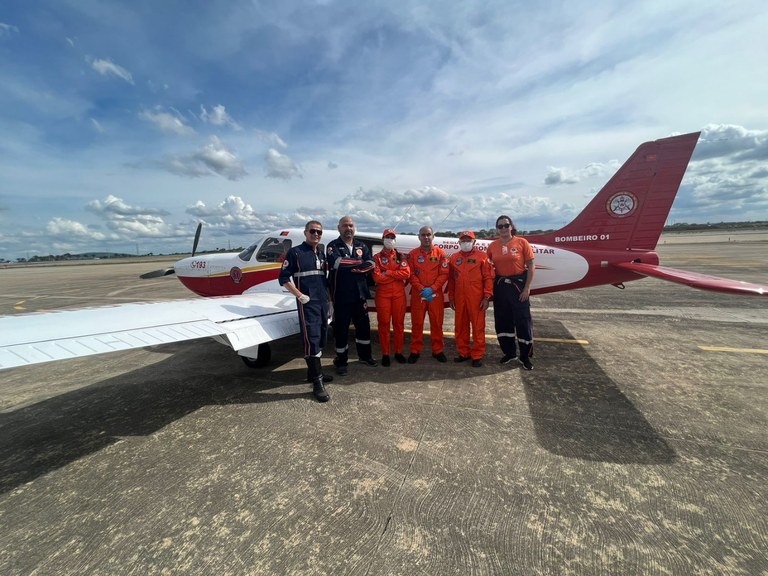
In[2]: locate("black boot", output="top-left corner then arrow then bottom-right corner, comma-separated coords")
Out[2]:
334,351 -> 348,375
356,342 -> 377,365
306,368 -> 333,383
306,357 -> 330,402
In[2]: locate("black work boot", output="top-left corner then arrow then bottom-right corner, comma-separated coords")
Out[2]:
306,357 -> 330,402
334,351 -> 348,375
312,379 -> 330,402
356,342 -> 377,366
306,368 -> 333,383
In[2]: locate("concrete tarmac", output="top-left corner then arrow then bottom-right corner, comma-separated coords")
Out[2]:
0,241 -> 766,575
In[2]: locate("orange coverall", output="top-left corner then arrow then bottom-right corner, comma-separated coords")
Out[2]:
407,246 -> 449,355
448,248 -> 494,360
372,249 -> 411,356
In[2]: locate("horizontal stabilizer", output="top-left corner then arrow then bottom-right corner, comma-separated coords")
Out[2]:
616,262 -> 768,297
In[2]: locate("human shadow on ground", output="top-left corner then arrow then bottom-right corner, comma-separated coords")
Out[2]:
520,319 -> 676,464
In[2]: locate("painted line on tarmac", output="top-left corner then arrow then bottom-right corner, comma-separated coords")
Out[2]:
403,328 -> 588,345
698,346 -> 768,355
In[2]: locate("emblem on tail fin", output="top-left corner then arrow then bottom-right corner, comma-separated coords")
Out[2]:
607,192 -> 637,218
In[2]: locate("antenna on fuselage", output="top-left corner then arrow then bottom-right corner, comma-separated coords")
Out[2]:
438,204 -> 459,228
391,204 -> 414,231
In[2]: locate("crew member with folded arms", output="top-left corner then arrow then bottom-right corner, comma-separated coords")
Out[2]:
372,228 -> 410,366
326,215 -> 378,375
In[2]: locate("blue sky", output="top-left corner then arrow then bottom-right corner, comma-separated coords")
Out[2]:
1,1 -> 767,259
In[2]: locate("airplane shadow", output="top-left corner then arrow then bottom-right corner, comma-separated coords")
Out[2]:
0,341 -> 311,494
0,321 -> 676,494
520,319 -> 676,464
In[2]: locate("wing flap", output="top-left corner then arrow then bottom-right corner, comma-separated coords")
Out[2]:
616,262 -> 768,297
0,292 -> 299,370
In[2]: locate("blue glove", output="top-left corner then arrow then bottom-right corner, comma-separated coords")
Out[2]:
421,287 -> 434,302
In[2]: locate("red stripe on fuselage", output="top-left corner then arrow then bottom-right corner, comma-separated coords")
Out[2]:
178,267 -> 281,297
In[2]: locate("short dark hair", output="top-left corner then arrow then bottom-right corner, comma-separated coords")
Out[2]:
305,220 -> 323,231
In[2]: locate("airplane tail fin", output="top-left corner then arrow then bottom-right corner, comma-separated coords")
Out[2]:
525,132 -> 700,251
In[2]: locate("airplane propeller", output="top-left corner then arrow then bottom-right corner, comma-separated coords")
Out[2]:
192,222 -> 202,257
139,222 -> 202,279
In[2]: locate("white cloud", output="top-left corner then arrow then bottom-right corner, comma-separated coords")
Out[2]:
139,108 -> 195,135
46,217 -> 107,241
544,161 -> 621,186
255,130 -> 288,149
87,57 -> 134,84
90,118 -> 105,133
195,137 -> 247,180
200,104 -> 242,130
0,22 -> 20,38
265,148 -> 301,180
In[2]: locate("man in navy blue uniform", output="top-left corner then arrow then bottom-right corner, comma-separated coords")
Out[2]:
279,220 -> 333,402
327,215 -> 378,375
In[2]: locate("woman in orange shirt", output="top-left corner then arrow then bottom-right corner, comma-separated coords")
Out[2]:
486,215 -> 535,370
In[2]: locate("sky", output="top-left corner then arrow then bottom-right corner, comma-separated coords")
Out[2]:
1,0 -> 768,260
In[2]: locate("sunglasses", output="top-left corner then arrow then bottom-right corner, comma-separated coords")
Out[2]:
496,223 -> 511,229
307,229 -> 323,235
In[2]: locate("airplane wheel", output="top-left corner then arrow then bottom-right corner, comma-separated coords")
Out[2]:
240,343 -> 271,368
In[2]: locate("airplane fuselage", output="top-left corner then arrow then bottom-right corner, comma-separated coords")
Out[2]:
174,230 -> 659,298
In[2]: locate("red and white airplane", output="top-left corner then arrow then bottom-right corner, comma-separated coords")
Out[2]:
1,131 -> 765,371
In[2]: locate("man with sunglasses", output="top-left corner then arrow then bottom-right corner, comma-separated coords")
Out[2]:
487,215 -> 535,370
279,220 -> 334,401
327,215 -> 378,375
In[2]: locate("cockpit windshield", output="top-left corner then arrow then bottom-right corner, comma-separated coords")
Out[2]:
238,238 -> 263,261
255,237 -> 292,262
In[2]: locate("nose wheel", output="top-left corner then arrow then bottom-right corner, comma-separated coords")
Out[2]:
240,343 -> 271,368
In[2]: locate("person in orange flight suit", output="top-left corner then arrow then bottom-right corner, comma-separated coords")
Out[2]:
487,214 -> 536,370
372,229 -> 411,367
448,230 -> 494,368
406,225 -> 449,364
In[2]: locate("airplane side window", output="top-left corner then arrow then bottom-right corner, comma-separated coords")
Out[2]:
362,239 -> 384,256
256,238 -> 293,262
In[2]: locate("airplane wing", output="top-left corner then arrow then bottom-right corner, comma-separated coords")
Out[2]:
615,262 -> 768,297
0,293 -> 299,370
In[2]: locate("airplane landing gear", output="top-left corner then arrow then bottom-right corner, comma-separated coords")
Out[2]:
240,343 -> 271,368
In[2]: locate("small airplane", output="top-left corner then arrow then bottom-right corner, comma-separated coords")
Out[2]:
1,131 -> 765,372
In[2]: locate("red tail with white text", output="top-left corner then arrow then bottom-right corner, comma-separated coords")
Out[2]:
526,132 -> 700,251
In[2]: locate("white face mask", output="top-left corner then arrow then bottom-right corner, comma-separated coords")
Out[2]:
383,238 -> 396,250
459,241 -> 474,253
